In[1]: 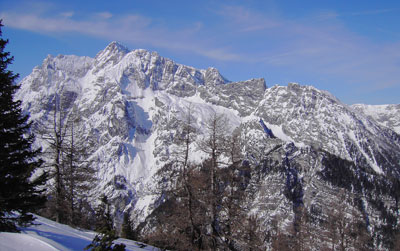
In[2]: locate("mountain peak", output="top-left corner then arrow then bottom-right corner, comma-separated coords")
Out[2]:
204,67 -> 229,86
106,41 -> 130,53
95,41 -> 130,64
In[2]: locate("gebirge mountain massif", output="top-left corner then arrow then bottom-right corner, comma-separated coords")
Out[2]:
16,42 -> 400,249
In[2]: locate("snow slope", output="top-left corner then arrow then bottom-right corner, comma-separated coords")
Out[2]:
0,215 -> 158,251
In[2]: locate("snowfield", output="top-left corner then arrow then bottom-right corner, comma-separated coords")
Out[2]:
0,215 -> 158,251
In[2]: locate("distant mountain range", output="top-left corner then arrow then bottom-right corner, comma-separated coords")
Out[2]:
17,42 -> 400,249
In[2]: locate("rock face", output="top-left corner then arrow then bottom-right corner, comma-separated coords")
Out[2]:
351,103 -> 400,134
256,84 -> 400,175
17,42 -> 400,249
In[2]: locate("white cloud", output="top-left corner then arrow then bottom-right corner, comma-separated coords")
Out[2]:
215,5 -> 400,90
96,12 -> 112,19
60,11 -> 74,18
216,5 -> 280,32
0,9 -> 241,62
348,8 -> 396,16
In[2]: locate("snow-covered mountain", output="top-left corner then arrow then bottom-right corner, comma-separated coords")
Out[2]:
16,42 -> 400,248
351,103 -> 400,134
16,42 -> 267,220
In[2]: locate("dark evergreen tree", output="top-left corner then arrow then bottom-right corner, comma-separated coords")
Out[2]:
87,195 -> 125,250
0,20 -> 47,232
120,212 -> 134,240
85,229 -> 126,251
95,195 -> 113,232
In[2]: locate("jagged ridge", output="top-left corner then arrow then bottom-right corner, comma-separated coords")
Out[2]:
16,42 -> 400,248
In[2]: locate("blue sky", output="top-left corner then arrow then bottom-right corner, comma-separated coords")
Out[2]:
1,0 -> 399,104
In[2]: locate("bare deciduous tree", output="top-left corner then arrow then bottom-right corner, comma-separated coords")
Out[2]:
37,94 -> 96,226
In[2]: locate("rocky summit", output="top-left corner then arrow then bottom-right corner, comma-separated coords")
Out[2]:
17,42 -> 400,249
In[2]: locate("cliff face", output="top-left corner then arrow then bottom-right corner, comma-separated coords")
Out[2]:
17,42 -> 400,249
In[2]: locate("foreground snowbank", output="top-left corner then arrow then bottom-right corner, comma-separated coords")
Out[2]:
0,215 -> 158,251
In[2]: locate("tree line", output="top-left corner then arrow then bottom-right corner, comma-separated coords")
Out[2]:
134,105 -> 381,250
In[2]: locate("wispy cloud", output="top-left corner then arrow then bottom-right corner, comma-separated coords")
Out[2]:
1,11 -> 150,36
95,12 -> 113,20
216,5 -> 280,32
60,11 -> 74,18
0,5 -> 241,62
215,5 -> 400,90
348,8 -> 396,16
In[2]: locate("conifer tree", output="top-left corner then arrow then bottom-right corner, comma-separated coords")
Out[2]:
120,212 -> 134,240
95,195 -> 113,232
85,228 -> 126,251
86,195 -> 126,250
0,20 -> 47,232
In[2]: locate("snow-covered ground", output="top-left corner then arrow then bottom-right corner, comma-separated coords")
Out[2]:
0,215 -> 158,251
